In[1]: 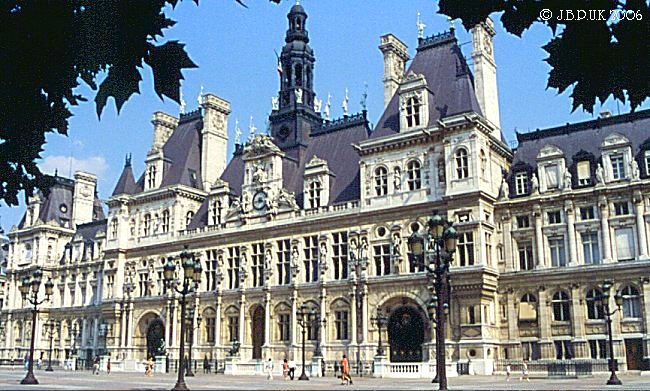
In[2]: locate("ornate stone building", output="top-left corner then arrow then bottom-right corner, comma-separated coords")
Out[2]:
1,4 -> 649,376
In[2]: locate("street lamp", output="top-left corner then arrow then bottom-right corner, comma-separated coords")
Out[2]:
310,308 -> 325,357
408,212 -> 458,391
163,246 -> 201,391
45,319 -> 60,372
371,308 -> 388,357
185,306 -> 202,377
18,268 -> 55,384
598,281 -> 624,386
296,304 -> 311,381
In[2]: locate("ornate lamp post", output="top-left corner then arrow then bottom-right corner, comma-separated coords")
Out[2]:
18,268 -> 55,384
408,212 -> 458,391
310,308 -> 325,357
185,306 -> 202,377
296,304 -> 311,381
598,280 -> 624,386
371,308 -> 388,357
163,246 -> 201,391
45,319 -> 60,372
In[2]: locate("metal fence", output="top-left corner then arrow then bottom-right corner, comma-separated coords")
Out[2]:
323,360 -> 373,377
495,359 -> 614,377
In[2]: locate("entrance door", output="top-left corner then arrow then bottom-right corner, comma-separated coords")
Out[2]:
252,306 -> 265,359
625,338 -> 643,370
388,306 -> 424,362
146,318 -> 165,358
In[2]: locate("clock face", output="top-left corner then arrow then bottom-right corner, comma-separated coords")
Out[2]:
253,191 -> 267,210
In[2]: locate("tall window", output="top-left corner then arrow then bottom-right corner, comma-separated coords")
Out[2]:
615,228 -> 635,261
205,316 -> 216,344
645,151 -> 650,176
580,206 -> 595,220
582,232 -> 601,264
515,172 -> 528,195
278,314 -> 290,342
374,167 -> 388,196
407,161 -> 422,190
251,243 -> 264,288
373,244 -> 391,276
586,288 -> 604,319
548,211 -> 562,224
303,236 -> 319,283
455,148 -> 469,179
485,232 -> 493,266
110,219 -> 118,239
210,200 -> 222,226
334,310 -> 349,340
610,154 -> 625,180
308,181 -> 322,209
516,215 -> 530,228
146,165 -> 157,189
332,232 -> 348,280
457,232 -> 474,266
590,339 -> 608,359
621,286 -> 641,318
205,250 -> 218,291
518,243 -> 534,270
228,315 -> 239,342
545,163 -> 559,189
143,214 -> 151,236
552,291 -> 571,321
549,237 -> 566,267
405,96 -> 421,127
518,293 -> 537,323
555,340 -> 574,359
161,210 -> 170,233
522,341 -> 541,361
577,161 -> 591,185
138,272 -> 150,297
227,247 -> 240,289
614,202 -> 629,216
277,239 -> 291,285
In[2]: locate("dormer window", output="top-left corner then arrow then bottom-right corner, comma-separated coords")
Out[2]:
455,148 -> 469,179
374,167 -> 388,196
576,161 -> 591,186
308,180 -> 322,208
544,163 -> 559,189
110,219 -> 118,239
610,154 -> 625,180
407,160 -> 422,190
645,151 -> 650,176
405,96 -> 421,127
210,200 -> 222,226
146,165 -> 157,189
515,172 -> 529,195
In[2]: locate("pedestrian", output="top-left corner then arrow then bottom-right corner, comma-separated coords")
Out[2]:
204,355 -> 209,374
24,353 -> 29,370
341,354 -> 352,385
505,363 -> 511,381
107,356 -> 111,375
145,356 -> 154,377
288,359 -> 296,380
92,355 -> 100,375
265,358 -> 274,380
282,358 -> 289,381
519,359 -> 529,382
11,355 -> 15,371
37,357 -> 42,370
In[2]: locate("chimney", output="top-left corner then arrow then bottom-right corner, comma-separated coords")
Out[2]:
200,93 -> 231,190
471,18 -> 501,133
72,171 -> 97,227
151,112 -> 178,152
379,34 -> 410,109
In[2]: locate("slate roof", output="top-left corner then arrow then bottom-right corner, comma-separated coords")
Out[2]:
76,219 -> 106,241
371,31 -> 482,139
159,115 -> 203,189
112,161 -> 140,196
511,109 -> 650,171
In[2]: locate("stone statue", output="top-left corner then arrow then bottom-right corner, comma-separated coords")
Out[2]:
264,249 -> 273,271
531,173 -> 539,194
295,87 -> 303,104
498,177 -> 509,199
359,237 -> 369,261
314,97 -> 322,113
291,246 -> 300,275
241,193 -> 251,214
324,93 -> 332,120
393,167 -> 401,191
271,96 -> 279,111
349,237 -> 358,260
342,88 -> 349,116
596,163 -> 605,184
319,242 -> 328,271
253,163 -> 267,184
392,233 -> 402,257
630,160 -> 640,180
563,168 -> 572,190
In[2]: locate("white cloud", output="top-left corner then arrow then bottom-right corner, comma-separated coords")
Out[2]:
39,155 -> 109,178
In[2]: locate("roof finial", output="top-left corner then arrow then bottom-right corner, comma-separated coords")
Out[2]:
234,119 -> 242,144
417,12 -> 426,39
324,93 -> 332,121
448,16 -> 455,32
360,82 -> 368,111
179,88 -> 186,114
125,153 -> 132,167
342,88 -> 349,116
248,115 -> 257,140
198,84 -> 204,105
296,0 -> 300,4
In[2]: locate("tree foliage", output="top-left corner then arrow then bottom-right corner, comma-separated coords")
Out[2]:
439,0 -> 649,113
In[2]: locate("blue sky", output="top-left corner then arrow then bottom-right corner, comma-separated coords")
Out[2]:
1,0 -> 647,231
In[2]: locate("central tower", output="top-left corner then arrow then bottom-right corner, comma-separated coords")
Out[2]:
269,4 -> 322,156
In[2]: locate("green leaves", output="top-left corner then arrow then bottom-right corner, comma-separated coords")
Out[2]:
145,41 -> 198,105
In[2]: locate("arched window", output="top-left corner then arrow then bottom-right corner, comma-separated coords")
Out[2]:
161,210 -> 170,233
586,288 -> 604,319
407,160 -> 422,190
374,167 -> 388,196
143,214 -> 151,236
110,219 -> 118,239
518,293 -> 537,323
405,96 -> 421,127
621,285 -> 641,318
455,148 -> 469,179
185,211 -> 194,229
552,291 -> 571,321
308,180 -> 322,208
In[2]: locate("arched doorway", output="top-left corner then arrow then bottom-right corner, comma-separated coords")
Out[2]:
146,318 -> 165,358
251,306 -> 265,359
388,306 -> 424,362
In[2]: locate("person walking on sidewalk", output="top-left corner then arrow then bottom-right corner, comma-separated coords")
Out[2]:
288,359 -> 296,380
505,364 -> 511,381
340,354 -> 353,385
265,358 -> 274,380
519,359 -> 530,382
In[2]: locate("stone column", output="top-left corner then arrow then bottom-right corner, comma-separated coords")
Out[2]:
319,288 -> 327,357
565,201 -> 578,265
570,284 -> 587,358
506,290 -> 517,341
533,206 -> 545,268
599,196 -> 613,261
634,193 -> 648,258
361,284 -> 369,344
215,294 -> 222,349
537,288 -> 553,359
238,295 -> 246,347
120,304 -> 127,348
92,318 -> 99,351
82,318 -> 88,348
126,302 -> 134,349
290,290 -> 298,355
350,286 -> 358,345
501,213 -> 514,272
263,291 -> 271,351
640,280 -> 650,361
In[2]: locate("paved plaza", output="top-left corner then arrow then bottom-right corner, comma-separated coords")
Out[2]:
0,369 -> 650,390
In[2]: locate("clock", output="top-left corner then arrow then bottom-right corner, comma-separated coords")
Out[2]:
253,191 -> 267,210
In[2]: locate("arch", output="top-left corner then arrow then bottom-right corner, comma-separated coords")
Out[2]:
454,147 -> 469,179
146,317 -> 165,358
134,310 -> 163,339
406,160 -> 422,190
251,305 -> 265,359
385,300 -> 426,362
374,166 -> 388,196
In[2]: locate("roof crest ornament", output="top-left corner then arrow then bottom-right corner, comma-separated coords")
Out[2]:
179,88 -> 186,114
360,82 -> 368,111
198,84 -> 204,105
342,88 -> 349,116
324,93 -> 332,121
248,115 -> 257,141
235,119 -> 242,145
417,12 -> 426,39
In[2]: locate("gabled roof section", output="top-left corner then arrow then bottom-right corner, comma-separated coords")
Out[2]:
371,31 -> 482,139
159,112 -> 204,190
111,156 -> 140,196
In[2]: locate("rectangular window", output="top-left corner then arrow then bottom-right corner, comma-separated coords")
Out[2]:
610,154 -> 625,180
278,314 -> 290,342
485,232 -> 493,266
516,215 -> 530,228
549,237 -> 566,267
522,341 -> 541,361
615,228 -> 635,261
303,236 -> 319,283
545,164 -> 559,189
555,340 -> 574,359
614,202 -> 629,216
277,239 -> 291,285
518,243 -> 534,270
589,339 -> 608,359
251,243 -> 265,288
332,232 -> 348,280
228,316 -> 239,342
227,246 -> 240,289
373,244 -> 391,276
467,306 -> 477,324
205,317 -> 216,343
515,172 -> 528,195
457,232 -> 475,266
645,151 -> 650,177
139,272 -> 150,297
582,232 -> 601,265
335,310 -> 349,340
580,206 -> 595,220
548,211 -> 562,224
577,161 -> 591,185
205,249 -> 218,291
